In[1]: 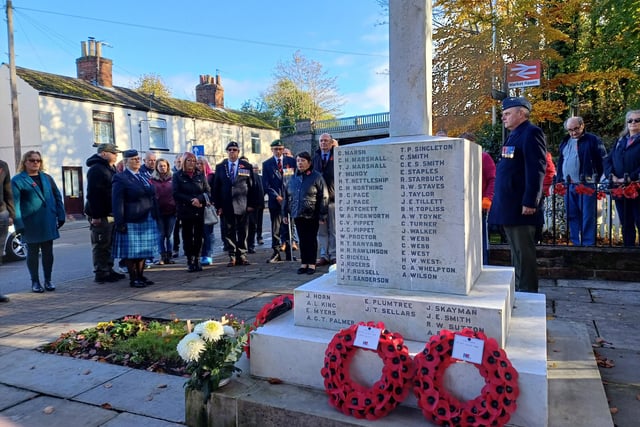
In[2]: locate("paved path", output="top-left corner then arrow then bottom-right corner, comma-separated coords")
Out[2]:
0,242 -> 637,426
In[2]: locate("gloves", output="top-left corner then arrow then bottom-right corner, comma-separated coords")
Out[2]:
57,220 -> 65,229
482,197 -> 492,211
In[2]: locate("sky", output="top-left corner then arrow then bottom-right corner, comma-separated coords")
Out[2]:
3,0 -> 391,118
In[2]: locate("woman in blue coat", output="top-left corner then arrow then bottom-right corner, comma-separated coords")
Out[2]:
11,151 -> 65,293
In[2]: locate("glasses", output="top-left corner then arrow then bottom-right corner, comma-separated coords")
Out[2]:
184,159 -> 196,163
27,158 -> 41,163
567,126 -> 582,133
227,148 -> 239,152
627,118 -> 640,124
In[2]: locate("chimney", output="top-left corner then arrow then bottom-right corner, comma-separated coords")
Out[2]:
195,72 -> 225,108
76,38 -> 113,88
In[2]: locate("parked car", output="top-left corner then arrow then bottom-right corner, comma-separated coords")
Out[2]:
3,224 -> 26,262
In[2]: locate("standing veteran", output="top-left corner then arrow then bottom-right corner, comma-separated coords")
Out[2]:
85,143 -> 126,283
489,97 -> 546,293
0,158 -> 16,302
262,139 -> 296,262
213,141 -> 258,267
112,149 -> 159,287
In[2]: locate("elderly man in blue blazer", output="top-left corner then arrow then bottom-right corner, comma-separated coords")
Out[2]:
489,97 -> 547,293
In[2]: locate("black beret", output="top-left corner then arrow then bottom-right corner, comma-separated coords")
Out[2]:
122,149 -> 139,158
226,141 -> 239,150
502,97 -> 531,111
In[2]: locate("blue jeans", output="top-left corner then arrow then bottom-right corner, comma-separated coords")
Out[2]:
201,223 -> 214,257
566,184 -> 597,246
157,215 -> 176,254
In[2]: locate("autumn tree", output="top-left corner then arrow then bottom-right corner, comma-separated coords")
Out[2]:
260,51 -> 344,133
131,73 -> 172,98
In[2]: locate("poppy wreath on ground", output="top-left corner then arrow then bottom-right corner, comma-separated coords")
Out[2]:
320,321 -> 415,420
246,294 -> 294,358
413,328 -> 520,427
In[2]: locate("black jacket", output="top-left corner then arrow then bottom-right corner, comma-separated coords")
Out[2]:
85,154 -> 116,218
312,148 -> 335,202
604,134 -> 640,182
557,132 -> 607,183
212,159 -> 259,216
173,170 -> 210,221
283,169 -> 328,220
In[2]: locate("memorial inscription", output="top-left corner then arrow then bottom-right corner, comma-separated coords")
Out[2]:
335,139 -> 478,294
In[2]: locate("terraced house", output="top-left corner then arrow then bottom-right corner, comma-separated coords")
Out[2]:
0,39 -> 278,218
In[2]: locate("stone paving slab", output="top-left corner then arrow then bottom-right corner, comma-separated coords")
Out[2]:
552,300 -> 639,324
602,383 -> 640,427
1,395 -> 117,427
134,288 -> 261,308
593,320 -> 640,352
590,289 -> 640,306
541,285 -> 592,304
75,369 -> 186,423
145,304 -> 257,323
556,279 -> 640,291
0,350 -> 130,398
595,347 -> 640,386
0,384 -> 37,411
101,411 -> 185,427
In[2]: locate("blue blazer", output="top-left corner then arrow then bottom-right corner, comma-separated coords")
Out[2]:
262,156 -> 296,210
489,120 -> 547,226
11,171 -> 65,243
112,170 -> 157,226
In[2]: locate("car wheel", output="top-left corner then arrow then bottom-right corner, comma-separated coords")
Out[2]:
4,230 -> 27,261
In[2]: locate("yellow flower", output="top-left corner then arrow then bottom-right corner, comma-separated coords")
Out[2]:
176,332 -> 205,362
194,320 -> 224,342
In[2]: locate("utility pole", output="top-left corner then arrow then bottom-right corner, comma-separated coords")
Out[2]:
6,0 -> 22,170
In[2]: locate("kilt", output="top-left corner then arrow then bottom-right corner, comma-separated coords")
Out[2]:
113,213 -> 159,259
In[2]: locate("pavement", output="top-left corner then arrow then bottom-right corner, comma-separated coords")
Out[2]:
0,225 -> 637,426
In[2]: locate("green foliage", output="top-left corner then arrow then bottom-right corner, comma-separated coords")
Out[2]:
131,73 -> 172,98
260,51 -> 343,132
111,321 -> 184,366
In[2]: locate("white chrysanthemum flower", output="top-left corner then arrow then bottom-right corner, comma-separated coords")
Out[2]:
223,325 -> 235,337
194,320 -> 225,341
176,332 -> 205,362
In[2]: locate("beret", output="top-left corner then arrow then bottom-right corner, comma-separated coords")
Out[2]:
226,141 -> 239,150
122,149 -> 139,158
270,139 -> 284,147
502,97 -> 531,111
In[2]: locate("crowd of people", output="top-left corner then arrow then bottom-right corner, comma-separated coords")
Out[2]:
1,105 -> 639,300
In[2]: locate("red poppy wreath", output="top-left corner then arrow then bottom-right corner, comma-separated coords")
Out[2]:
320,321 -> 415,420
413,328 -> 520,427
246,294 -> 294,358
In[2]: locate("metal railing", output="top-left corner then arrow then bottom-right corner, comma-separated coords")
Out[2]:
314,112 -> 390,134
492,181 -> 640,247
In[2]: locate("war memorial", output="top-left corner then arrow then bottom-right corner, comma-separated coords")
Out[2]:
250,1 -> 548,426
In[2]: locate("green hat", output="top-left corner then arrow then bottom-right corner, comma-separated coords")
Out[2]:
270,139 -> 284,147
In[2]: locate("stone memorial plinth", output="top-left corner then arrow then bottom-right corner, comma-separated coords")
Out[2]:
294,267 -> 514,346
335,136 -> 482,295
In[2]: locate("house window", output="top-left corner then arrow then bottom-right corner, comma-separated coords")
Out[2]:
250,132 -> 261,154
221,128 -> 233,153
93,111 -> 114,145
148,119 -> 168,150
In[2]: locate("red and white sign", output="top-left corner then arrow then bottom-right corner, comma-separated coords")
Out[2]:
507,60 -> 541,89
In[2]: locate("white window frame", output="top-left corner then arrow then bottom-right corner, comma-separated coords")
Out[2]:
93,111 -> 114,145
250,132 -> 261,154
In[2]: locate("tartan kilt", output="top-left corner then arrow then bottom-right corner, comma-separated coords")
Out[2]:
112,213 -> 159,259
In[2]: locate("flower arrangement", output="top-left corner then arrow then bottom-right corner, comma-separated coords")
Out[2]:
177,315 -> 249,400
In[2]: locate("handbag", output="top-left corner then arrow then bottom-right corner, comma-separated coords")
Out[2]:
203,193 -> 219,225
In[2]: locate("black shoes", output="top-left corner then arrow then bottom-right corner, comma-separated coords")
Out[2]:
32,281 -> 44,293
0,294 -> 9,303
129,280 -> 146,288
306,268 -> 316,275
139,276 -> 154,285
297,267 -> 307,274
248,248 -> 256,254
44,281 -> 56,291
95,270 -> 126,283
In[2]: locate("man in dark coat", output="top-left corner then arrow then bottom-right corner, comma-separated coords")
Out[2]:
247,162 -> 265,253
312,133 -> 336,265
213,141 -> 258,266
0,158 -> 16,302
262,139 -> 296,262
489,97 -> 546,293
85,143 -> 126,283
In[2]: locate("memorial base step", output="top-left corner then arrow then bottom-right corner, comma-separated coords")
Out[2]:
251,292 -> 548,427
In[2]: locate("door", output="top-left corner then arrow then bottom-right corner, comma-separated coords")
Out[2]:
62,166 -> 84,218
